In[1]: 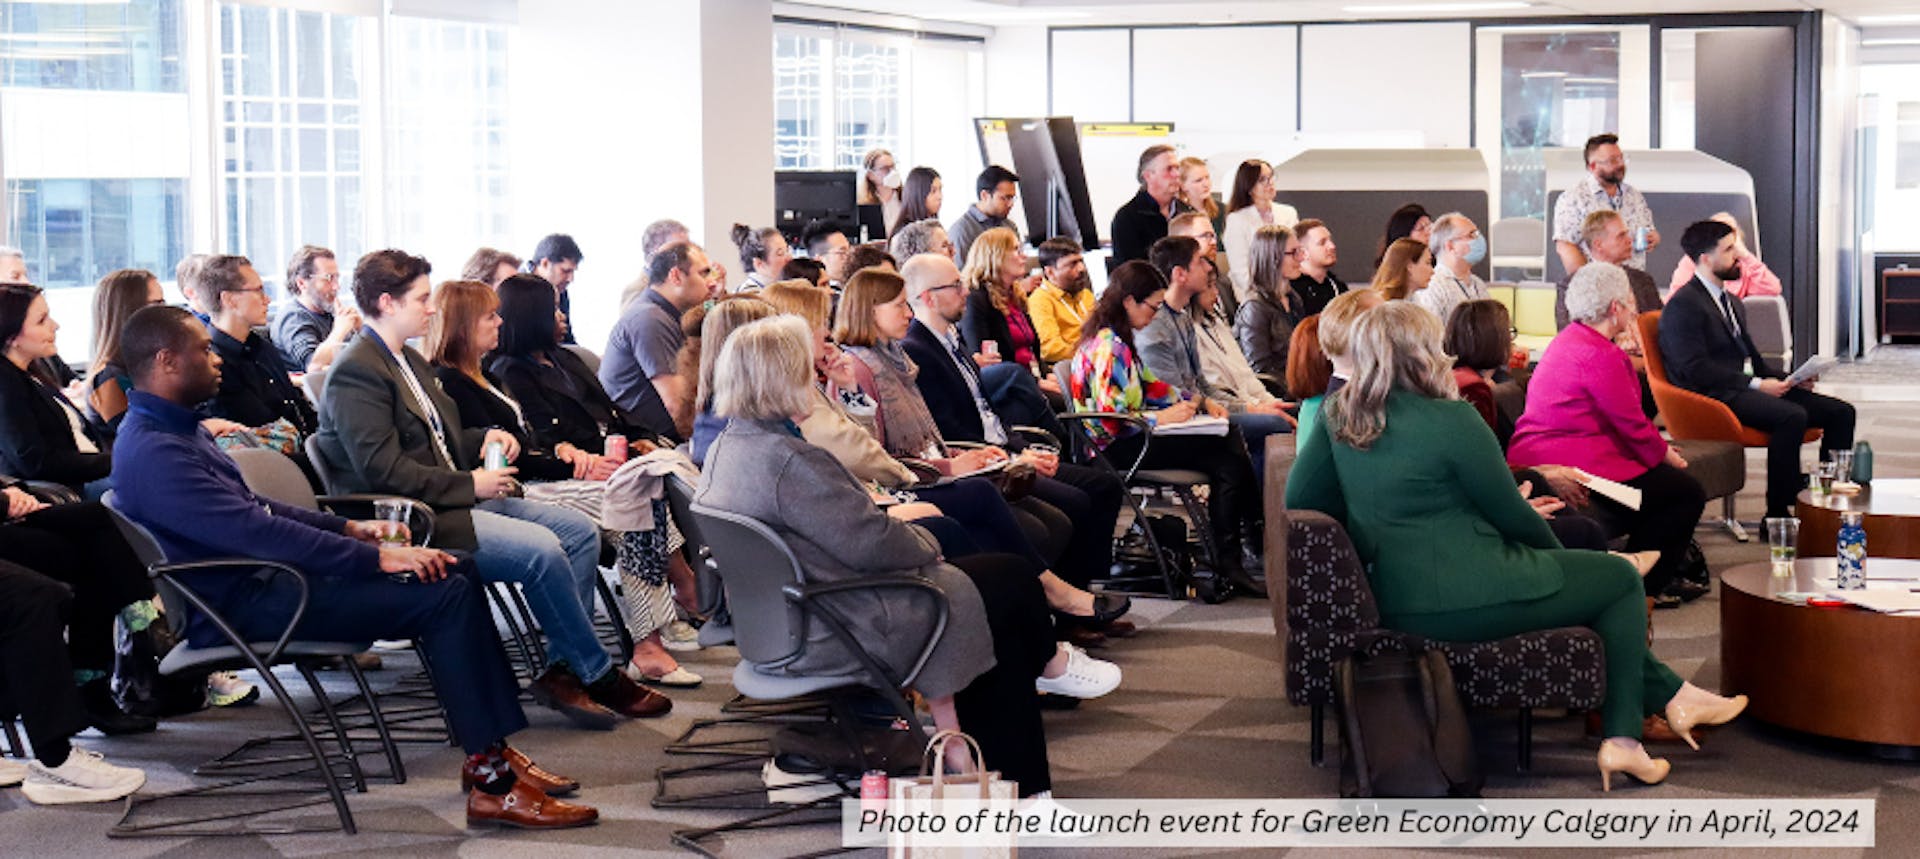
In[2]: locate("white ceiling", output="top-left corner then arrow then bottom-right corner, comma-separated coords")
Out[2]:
789,0 -> 1920,29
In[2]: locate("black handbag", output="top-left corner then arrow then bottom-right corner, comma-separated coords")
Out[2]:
112,613 -> 209,718
1336,642 -> 1482,798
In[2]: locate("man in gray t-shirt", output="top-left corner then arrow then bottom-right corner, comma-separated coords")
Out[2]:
598,242 -> 717,442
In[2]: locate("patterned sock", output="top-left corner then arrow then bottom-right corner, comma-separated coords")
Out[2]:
72,669 -> 106,686
119,600 -> 159,634
464,742 -> 517,795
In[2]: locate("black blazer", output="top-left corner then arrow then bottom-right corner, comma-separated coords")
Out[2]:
432,367 -> 576,483
206,325 -> 317,433
1109,188 -> 1190,265
315,331 -> 488,549
957,287 -> 1016,364
489,349 -> 654,453
901,320 -> 991,445
1657,277 -> 1780,403
0,358 -> 110,490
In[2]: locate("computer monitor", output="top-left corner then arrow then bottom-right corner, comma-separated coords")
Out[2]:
774,171 -> 858,238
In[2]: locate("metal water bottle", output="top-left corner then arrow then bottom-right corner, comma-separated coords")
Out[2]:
1852,441 -> 1874,485
1837,511 -> 1866,590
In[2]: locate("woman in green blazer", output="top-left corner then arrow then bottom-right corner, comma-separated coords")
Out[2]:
1285,301 -> 1746,792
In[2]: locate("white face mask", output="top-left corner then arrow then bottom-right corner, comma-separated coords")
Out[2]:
881,170 -> 904,190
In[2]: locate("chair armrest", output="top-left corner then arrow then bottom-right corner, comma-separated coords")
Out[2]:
316,495 -> 437,547
1647,378 -> 1748,443
782,575 -> 950,691
1010,425 -> 1061,450
150,558 -> 311,667
23,481 -> 81,506
1053,412 -> 1152,481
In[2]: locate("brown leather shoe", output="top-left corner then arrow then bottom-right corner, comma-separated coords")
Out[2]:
461,747 -> 580,797
466,778 -> 598,830
529,668 -> 619,730
1099,619 -> 1138,638
586,670 -> 673,718
1057,625 -> 1107,649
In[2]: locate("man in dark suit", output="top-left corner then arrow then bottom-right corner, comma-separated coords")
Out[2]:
315,249 -> 668,727
899,252 -> 1135,605
1108,144 -> 1192,266
1657,220 -> 1854,519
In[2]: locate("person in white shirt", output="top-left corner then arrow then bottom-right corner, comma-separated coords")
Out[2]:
1413,212 -> 1491,326
1221,159 -> 1300,306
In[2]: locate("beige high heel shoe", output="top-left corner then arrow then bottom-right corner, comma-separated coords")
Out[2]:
1610,550 -> 1661,577
1598,741 -> 1670,792
1665,693 -> 1748,751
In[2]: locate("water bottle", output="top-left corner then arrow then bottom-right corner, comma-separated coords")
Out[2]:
1853,441 -> 1873,485
1837,510 -> 1866,590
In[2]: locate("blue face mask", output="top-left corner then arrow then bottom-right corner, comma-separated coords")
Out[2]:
1462,235 -> 1488,266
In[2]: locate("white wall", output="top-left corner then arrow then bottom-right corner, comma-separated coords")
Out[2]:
1300,23 -> 1471,148
984,24 -> 1047,118
0,89 -> 190,178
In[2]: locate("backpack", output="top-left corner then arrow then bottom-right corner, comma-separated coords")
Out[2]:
1335,642 -> 1481,798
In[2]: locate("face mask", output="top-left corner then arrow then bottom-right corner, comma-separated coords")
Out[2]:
881,170 -> 903,190
1461,235 -> 1488,266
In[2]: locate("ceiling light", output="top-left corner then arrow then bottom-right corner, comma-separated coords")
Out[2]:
1345,1 -> 1533,13
1564,76 -> 1618,84
1859,14 -> 1920,24
1863,38 -> 1920,46
1519,70 -> 1568,78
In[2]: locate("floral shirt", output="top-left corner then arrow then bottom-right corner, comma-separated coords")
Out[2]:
1068,328 -> 1180,448
1553,173 -> 1656,271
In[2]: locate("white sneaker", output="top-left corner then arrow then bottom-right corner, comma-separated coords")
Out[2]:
372,639 -> 414,651
0,756 -> 27,788
1034,643 -> 1121,699
661,620 -> 702,652
206,671 -> 259,707
22,748 -> 145,805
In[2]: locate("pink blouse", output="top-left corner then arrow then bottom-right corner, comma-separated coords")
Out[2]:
1506,322 -> 1666,482
1666,254 -> 1783,300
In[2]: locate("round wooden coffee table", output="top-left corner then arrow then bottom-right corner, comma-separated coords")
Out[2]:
1721,558 -> 1920,747
1795,479 -> 1920,559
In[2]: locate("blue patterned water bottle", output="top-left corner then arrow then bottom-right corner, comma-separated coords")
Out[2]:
1837,511 -> 1866,590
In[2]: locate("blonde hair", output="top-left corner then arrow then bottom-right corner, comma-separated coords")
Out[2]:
693,297 -> 778,412
959,226 -> 1022,314
1317,288 -> 1385,359
712,316 -> 815,422
1371,238 -> 1431,301
1178,156 -> 1219,220
763,280 -> 833,330
1324,302 -> 1458,450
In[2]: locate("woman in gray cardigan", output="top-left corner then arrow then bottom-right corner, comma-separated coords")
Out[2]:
697,317 -> 1120,794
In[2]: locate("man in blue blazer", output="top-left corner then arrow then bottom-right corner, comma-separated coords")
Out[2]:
1657,219 -> 1854,519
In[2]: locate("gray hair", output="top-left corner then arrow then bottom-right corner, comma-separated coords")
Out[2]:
888,219 -> 945,260
0,245 -> 21,261
641,219 -> 691,260
1564,260 -> 1635,326
712,315 -> 815,421
1427,212 -> 1475,256
1323,302 -> 1457,451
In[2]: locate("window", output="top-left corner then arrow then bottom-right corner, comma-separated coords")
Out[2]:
1496,30 -> 1622,221
5,179 -> 187,289
833,39 -> 901,169
385,16 -> 511,274
774,31 -> 830,168
218,4 -> 371,292
0,0 -> 185,92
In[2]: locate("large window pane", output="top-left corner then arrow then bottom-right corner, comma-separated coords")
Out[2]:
4,178 -> 186,289
1497,31 -> 1621,221
384,16 -> 512,273
834,38 -> 901,169
0,0 -> 184,92
774,31 -> 829,169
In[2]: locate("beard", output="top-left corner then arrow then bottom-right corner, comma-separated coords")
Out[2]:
1599,167 -> 1626,185
1061,272 -> 1090,294
1713,263 -> 1742,282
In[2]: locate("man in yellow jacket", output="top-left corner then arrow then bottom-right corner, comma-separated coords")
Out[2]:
1026,237 -> 1097,365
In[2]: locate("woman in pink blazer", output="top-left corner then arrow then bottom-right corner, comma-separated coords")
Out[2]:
1510,262 -> 1707,605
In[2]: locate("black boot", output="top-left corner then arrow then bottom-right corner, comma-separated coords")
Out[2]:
82,677 -> 158,736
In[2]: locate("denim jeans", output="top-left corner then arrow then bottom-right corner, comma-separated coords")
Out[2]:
472,497 -> 610,683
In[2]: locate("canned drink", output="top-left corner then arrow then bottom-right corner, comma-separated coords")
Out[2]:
1633,226 -> 1650,253
484,440 -> 507,471
604,435 -> 628,462
860,769 -> 889,810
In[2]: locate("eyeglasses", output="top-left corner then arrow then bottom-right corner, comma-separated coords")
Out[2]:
311,273 -> 340,283
925,281 -> 963,295
1283,247 -> 1305,258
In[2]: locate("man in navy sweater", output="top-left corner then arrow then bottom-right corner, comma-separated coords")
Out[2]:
110,304 -> 597,830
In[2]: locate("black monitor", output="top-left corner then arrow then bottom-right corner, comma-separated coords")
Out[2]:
774,171 -> 857,238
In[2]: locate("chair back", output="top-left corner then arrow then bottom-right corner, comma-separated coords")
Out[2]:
301,365 -> 328,406
664,472 -> 724,619
101,492 -> 192,640
1283,509 -> 1384,706
228,448 -> 320,509
305,434 -> 352,495
1741,294 -> 1792,368
686,503 -> 810,668
1637,309 -> 1746,443
563,344 -> 602,375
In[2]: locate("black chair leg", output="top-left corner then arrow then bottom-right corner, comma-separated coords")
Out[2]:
1517,708 -> 1533,773
296,662 -> 368,794
1310,702 -> 1324,766
596,571 -> 635,658
340,656 -> 406,784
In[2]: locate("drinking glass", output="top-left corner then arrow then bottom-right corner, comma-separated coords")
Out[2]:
1765,516 -> 1799,576
1832,450 -> 1855,485
373,498 -> 410,546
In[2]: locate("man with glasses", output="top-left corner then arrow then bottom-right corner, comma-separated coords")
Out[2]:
198,255 -> 318,436
800,221 -> 854,289
599,242 -> 715,442
1414,213 -> 1494,326
272,245 -> 355,372
1553,132 -> 1659,276
950,165 -> 1020,264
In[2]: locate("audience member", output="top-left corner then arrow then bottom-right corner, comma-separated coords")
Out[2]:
1413,212 -> 1492,324
729,223 -> 790,293
1,252 -> 80,388
1512,263 -> 1711,605
1168,211 -> 1224,310
461,247 -> 522,287
782,256 -> 828,289
197,255 -> 318,436
0,559 -> 147,805
888,218 -> 955,262
859,148 -> 904,236
1140,236 -> 1292,500
1234,225 -> 1304,380
1444,299 -> 1520,448
0,284 -> 112,498
1659,220 -> 1855,519
800,221 -> 853,288
271,245 -> 357,372
1372,237 -> 1434,301
601,242 -> 717,441
1178,157 -> 1224,239
847,241 -> 895,274
1374,203 -> 1432,268
1288,219 -> 1348,316
1069,260 -> 1264,591
0,245 -> 23,283
1319,288 -> 1385,395
112,304 -> 602,828
1553,133 -> 1658,275
1667,212 -> 1781,300
529,234 -> 584,344
951,165 -> 1019,264
315,249 -> 667,728
893,166 -> 944,235
642,219 -> 692,261
1284,316 -> 1332,448
174,254 -> 209,312
1287,300 -> 1747,790
1557,210 -> 1664,331
1109,144 -> 1191,265
1222,159 -> 1299,304
891,250 -> 1064,438
85,269 -> 165,433
958,227 -> 1050,387
1028,237 -> 1094,366
428,280 -> 587,487
698,315 -> 1106,795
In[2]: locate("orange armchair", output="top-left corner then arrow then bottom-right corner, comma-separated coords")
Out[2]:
1637,310 -> 1820,448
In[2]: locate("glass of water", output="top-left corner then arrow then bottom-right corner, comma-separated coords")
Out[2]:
373,498 -> 410,546
1765,516 -> 1799,576
1832,450 -> 1855,485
